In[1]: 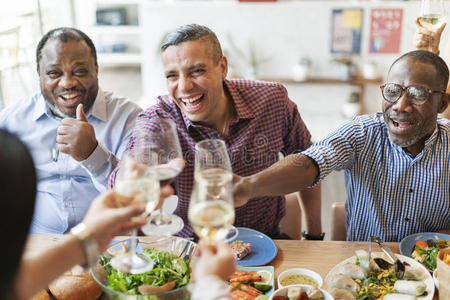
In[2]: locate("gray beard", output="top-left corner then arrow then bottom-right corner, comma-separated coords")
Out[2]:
387,131 -> 423,148
46,100 -> 75,119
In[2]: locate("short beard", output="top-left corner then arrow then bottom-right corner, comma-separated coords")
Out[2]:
387,131 -> 423,148
46,100 -> 75,119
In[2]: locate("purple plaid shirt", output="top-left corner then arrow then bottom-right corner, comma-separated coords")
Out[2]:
108,79 -> 312,237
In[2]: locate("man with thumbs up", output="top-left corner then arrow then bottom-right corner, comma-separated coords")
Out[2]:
0,27 -> 142,234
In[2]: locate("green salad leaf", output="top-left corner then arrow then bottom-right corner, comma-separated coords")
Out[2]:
100,248 -> 191,295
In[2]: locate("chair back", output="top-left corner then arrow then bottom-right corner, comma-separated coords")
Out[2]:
330,202 -> 346,241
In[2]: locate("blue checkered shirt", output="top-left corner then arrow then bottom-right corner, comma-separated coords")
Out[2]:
303,113 -> 450,242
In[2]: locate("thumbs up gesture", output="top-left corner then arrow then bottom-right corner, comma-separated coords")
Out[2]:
56,104 -> 98,161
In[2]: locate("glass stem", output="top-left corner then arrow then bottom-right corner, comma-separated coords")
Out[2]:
130,228 -> 138,256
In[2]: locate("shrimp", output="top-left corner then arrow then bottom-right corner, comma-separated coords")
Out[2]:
231,290 -> 256,300
230,274 -> 262,283
231,283 -> 262,296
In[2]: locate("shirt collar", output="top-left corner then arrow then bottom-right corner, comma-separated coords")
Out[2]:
31,89 -> 107,122
224,79 -> 255,120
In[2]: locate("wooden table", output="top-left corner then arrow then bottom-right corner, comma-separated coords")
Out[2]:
24,236 -> 439,299
273,240 -> 439,300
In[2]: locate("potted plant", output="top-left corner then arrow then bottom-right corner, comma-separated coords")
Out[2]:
331,56 -> 356,80
292,56 -> 312,81
341,91 -> 360,118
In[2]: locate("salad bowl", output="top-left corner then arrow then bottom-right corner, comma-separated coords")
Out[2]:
91,236 -> 196,300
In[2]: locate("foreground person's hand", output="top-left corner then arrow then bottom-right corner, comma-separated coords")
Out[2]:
83,185 -> 174,251
414,17 -> 446,53
193,240 -> 236,282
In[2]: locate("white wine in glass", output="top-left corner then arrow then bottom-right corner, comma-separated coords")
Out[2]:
140,118 -> 185,236
110,148 -> 160,274
419,0 -> 446,51
188,139 -> 238,242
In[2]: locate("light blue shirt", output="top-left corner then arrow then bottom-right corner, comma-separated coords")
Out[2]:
303,113 -> 450,242
0,89 -> 142,234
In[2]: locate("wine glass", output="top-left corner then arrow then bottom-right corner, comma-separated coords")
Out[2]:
110,140 -> 160,274
419,0 -> 446,51
140,118 -> 185,236
188,139 -> 238,243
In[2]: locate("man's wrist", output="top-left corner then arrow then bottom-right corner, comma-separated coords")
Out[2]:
302,231 -> 325,240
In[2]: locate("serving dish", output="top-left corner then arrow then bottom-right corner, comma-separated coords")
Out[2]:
236,265 -> 275,296
325,252 -> 434,300
277,268 -> 323,289
228,227 -> 277,266
91,236 -> 196,300
270,284 -> 333,300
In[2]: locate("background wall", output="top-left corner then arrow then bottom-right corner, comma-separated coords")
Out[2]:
140,0 -> 445,140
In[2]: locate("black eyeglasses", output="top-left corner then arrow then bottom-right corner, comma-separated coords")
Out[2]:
380,83 -> 446,105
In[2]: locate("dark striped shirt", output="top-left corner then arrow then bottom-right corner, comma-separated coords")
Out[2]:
109,79 -> 312,237
303,113 -> 450,242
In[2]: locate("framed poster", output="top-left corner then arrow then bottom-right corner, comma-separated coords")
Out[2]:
331,8 -> 363,54
370,8 -> 403,54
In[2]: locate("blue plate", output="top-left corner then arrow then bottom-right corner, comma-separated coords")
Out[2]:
237,265 -> 275,296
399,232 -> 450,269
229,227 -> 278,266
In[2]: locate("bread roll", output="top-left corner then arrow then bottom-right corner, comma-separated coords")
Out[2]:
30,289 -> 50,300
49,265 -> 102,300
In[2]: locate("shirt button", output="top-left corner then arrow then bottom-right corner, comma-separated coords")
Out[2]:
409,188 -> 413,193
404,217 -> 410,222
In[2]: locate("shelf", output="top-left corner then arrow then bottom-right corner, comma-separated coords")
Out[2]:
98,53 -> 141,66
260,76 -> 383,115
91,25 -> 141,35
94,0 -> 140,5
259,76 -> 383,86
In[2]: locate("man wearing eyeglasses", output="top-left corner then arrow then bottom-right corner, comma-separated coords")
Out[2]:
234,50 -> 450,242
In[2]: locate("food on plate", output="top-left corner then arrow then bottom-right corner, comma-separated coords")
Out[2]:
99,248 -> 190,295
403,267 -> 426,281
330,287 -> 355,299
382,294 -> 417,300
272,285 -> 325,300
327,250 -> 431,300
393,280 -> 426,296
411,238 -> 449,271
231,240 -> 252,260
229,269 -> 273,299
327,274 -> 360,294
280,274 -> 318,288
336,263 -> 368,280
442,252 -> 450,265
30,289 -> 51,300
49,265 -> 102,300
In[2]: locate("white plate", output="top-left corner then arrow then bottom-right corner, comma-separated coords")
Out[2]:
325,252 -> 434,300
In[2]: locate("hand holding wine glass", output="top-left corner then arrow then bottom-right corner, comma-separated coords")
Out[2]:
417,0 -> 446,52
110,129 -> 161,274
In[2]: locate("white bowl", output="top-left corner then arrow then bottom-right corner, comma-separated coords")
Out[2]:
270,284 -> 333,300
277,268 -> 323,288
433,269 -> 439,290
